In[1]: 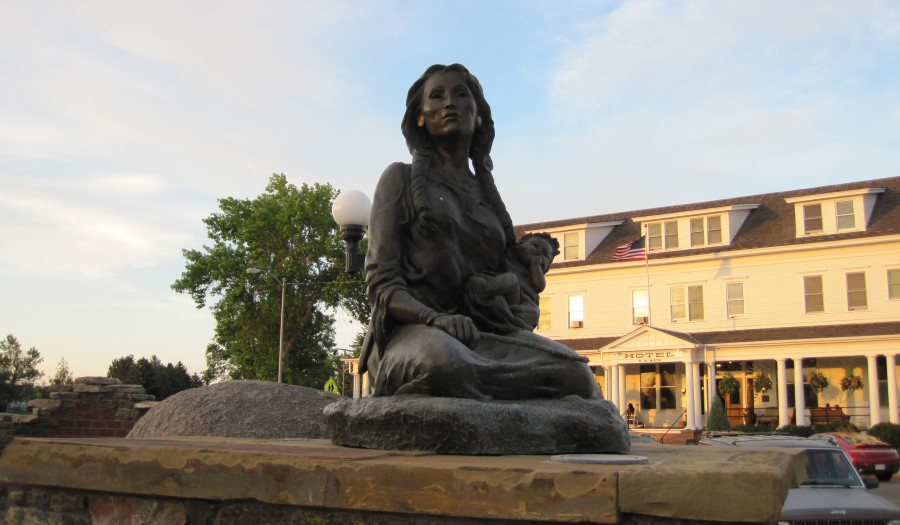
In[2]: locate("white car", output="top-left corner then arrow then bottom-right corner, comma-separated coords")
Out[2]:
700,434 -> 900,524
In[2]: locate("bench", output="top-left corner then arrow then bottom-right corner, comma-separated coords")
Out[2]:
809,407 -> 829,426
757,407 -> 779,428
809,406 -> 850,426
826,406 -> 850,423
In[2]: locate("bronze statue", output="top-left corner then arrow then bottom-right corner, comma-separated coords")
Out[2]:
359,64 -> 601,401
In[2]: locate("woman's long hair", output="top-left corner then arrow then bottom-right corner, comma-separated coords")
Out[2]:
401,64 -> 516,245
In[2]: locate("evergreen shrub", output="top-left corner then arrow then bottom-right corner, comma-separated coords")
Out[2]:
776,425 -> 815,437
734,424 -> 770,433
707,396 -> 730,431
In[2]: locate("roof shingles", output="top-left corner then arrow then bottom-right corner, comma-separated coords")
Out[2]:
517,176 -> 900,267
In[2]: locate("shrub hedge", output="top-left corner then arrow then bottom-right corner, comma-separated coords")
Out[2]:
868,422 -> 900,448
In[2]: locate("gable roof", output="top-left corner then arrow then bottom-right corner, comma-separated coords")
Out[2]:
516,176 -> 900,268
598,325 -> 700,352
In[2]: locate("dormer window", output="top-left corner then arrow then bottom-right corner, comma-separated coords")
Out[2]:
635,205 -> 757,254
690,216 -> 722,247
563,232 -> 579,261
836,201 -> 855,230
523,220 -> 623,263
803,204 -> 823,234
786,187 -> 883,238
647,221 -> 678,250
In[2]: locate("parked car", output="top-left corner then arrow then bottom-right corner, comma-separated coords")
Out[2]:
700,434 -> 900,524
811,432 -> 900,481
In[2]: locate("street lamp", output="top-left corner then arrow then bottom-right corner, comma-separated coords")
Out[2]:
246,267 -> 288,384
331,190 -> 371,275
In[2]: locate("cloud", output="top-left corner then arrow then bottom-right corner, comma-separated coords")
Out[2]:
504,0 -> 900,219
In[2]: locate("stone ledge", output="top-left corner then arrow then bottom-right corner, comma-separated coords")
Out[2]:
0,437 -> 804,523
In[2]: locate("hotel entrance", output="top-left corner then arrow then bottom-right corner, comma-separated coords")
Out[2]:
716,361 -> 754,427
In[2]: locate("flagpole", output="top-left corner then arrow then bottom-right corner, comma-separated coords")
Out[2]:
644,235 -> 651,325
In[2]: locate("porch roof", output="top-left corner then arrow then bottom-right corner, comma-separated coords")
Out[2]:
557,321 -> 900,352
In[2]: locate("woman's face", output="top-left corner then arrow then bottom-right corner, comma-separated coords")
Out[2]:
421,71 -> 478,139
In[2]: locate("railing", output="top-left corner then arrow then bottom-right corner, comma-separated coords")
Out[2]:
745,404 -> 870,427
660,409 -> 687,443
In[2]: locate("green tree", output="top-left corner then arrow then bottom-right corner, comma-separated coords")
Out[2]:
0,334 -> 44,410
107,354 -> 202,400
171,174 -> 368,388
707,396 -> 730,431
50,357 -> 74,386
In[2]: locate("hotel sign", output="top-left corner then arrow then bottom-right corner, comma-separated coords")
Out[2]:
616,350 -> 683,363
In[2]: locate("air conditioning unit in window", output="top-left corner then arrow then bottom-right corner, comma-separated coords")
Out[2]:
634,316 -> 648,325
570,320 -> 583,328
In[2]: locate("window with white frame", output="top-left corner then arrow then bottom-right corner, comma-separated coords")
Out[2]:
568,295 -> 584,328
726,282 -> 744,317
537,295 -> 551,330
563,233 -> 579,261
690,216 -> 723,247
664,221 -> 678,249
804,204 -> 823,234
647,223 -> 662,250
632,289 -> 649,324
639,364 -> 677,410
671,285 -> 703,321
804,275 -> 824,313
846,272 -> 867,310
889,270 -> 900,300
647,221 -> 678,250
835,200 -> 855,230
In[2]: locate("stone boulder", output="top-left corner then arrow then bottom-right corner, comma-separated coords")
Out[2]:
127,380 -> 341,439
325,394 -> 630,455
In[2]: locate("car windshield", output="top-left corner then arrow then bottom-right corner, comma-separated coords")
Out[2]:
801,449 -> 863,488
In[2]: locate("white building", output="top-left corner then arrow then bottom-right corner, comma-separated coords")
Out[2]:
523,176 -> 900,430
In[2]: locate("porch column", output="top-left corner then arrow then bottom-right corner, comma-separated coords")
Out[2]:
692,362 -> 702,428
352,373 -> 361,399
888,354 -> 898,425
602,366 -> 611,400
361,372 -> 370,398
793,359 -> 806,427
868,355 -> 882,426
685,361 -> 696,429
609,365 -> 619,411
618,365 -> 627,414
776,358 -> 789,428
707,356 -> 717,417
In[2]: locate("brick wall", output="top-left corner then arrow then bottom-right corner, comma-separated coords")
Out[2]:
0,377 -> 156,453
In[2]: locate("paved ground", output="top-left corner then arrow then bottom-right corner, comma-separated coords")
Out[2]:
869,475 -> 900,506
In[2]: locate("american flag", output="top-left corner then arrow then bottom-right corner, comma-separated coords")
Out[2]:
612,236 -> 647,262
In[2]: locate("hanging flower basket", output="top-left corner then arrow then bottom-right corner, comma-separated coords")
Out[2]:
753,371 -> 773,396
839,374 -> 863,393
718,374 -> 740,397
808,372 -> 829,394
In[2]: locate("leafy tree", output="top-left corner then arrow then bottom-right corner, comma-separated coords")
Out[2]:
707,396 -> 730,431
0,334 -> 44,410
172,174 -> 368,388
50,357 -> 74,386
107,354 -> 202,400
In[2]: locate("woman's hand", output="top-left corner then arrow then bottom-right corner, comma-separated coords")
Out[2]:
430,314 -> 480,346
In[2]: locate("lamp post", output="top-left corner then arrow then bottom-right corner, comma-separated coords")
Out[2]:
331,190 -> 372,275
246,267 -> 287,384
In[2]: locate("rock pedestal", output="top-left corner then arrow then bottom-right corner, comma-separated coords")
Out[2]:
325,394 -> 629,454
127,380 -> 340,439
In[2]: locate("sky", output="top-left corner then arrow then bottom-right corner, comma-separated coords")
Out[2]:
2,0 -> 899,380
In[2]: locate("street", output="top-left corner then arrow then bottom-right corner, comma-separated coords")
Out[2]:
868,476 -> 900,506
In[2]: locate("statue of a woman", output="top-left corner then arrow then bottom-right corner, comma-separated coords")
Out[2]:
360,64 -> 601,401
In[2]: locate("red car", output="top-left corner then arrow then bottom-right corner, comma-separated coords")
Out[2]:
812,432 -> 900,481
